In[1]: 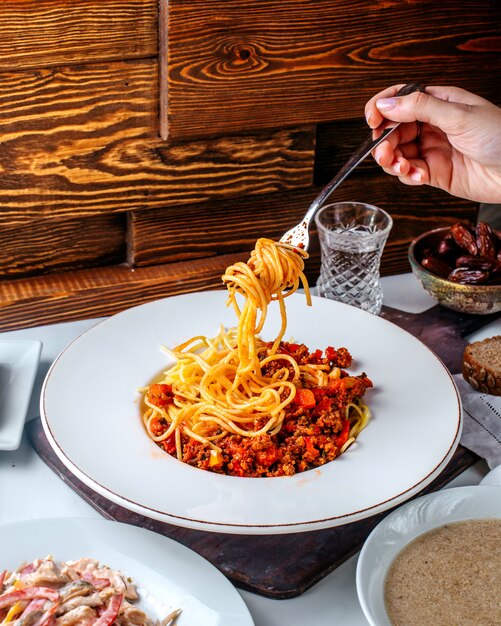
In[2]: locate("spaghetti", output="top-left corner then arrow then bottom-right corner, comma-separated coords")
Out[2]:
142,238 -> 372,477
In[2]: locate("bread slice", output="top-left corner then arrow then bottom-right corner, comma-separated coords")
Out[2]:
462,336 -> 501,396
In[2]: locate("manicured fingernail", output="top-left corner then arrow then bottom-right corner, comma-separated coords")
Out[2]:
365,110 -> 372,124
376,97 -> 397,111
411,169 -> 423,182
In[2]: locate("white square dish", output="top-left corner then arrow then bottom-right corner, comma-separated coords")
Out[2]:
0,340 -> 42,450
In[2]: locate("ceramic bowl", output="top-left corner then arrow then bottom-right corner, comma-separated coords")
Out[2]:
408,227 -> 501,315
356,485 -> 501,626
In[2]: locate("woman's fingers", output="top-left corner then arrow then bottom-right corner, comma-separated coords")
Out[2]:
374,89 -> 476,132
398,141 -> 420,161
399,159 -> 430,185
366,84 -> 488,135
365,84 -> 501,202
372,122 -> 421,166
425,85 -> 489,107
381,157 -> 430,185
365,84 -> 406,128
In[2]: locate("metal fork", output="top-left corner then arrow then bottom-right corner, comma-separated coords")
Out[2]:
280,82 -> 424,250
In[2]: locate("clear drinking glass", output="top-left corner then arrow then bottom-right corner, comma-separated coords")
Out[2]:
314,202 -> 393,315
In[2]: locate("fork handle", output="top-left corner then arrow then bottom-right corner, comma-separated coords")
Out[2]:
303,82 -> 425,225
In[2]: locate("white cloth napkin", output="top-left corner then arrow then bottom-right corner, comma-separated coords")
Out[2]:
453,374 -> 501,479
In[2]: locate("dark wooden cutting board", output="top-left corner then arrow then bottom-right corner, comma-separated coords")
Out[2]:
28,304 -> 499,600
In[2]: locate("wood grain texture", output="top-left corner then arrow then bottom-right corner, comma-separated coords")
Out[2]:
0,214 -> 126,278
161,0 -> 501,139
0,185 -> 476,332
128,175 -> 477,267
0,257 -> 236,332
0,0 -> 492,332
0,59 -> 314,221
0,0 -> 157,71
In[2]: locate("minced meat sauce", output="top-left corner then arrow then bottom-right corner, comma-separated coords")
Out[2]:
147,342 -> 372,477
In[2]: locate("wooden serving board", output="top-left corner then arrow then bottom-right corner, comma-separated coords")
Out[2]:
28,304 -> 499,600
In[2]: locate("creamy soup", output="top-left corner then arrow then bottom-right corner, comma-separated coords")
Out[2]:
384,518 -> 501,626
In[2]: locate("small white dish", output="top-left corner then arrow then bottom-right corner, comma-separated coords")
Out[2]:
480,463 -> 501,486
356,485 -> 501,626
0,517 -> 254,625
0,339 -> 42,450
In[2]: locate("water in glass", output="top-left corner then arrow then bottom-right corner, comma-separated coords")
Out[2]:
315,202 -> 392,315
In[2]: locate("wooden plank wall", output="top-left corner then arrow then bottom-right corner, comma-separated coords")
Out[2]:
0,0 -> 499,330
161,0 -> 501,139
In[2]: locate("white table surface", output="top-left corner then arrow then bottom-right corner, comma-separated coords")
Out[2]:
0,273 -> 499,626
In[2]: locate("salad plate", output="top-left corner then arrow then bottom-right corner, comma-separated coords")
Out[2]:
0,517 -> 253,625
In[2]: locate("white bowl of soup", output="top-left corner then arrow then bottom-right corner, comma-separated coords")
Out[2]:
356,485 -> 501,626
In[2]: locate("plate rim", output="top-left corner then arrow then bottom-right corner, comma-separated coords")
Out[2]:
0,515 -> 254,626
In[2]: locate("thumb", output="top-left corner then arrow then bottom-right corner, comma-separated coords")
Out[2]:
375,90 -> 471,132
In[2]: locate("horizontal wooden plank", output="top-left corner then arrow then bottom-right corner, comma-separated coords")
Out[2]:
161,0 -> 501,139
0,214 -> 126,278
128,175 -> 478,266
0,257 -> 238,332
0,0 -> 157,71
0,197 -> 475,332
0,60 -> 314,222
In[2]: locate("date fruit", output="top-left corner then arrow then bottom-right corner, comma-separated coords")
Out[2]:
455,255 -> 495,271
419,221 -> 500,286
421,256 -> 452,278
476,221 -> 497,260
451,223 -> 478,255
448,268 -> 489,284
437,235 -> 460,260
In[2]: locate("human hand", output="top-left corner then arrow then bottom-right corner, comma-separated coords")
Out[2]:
364,85 -> 501,203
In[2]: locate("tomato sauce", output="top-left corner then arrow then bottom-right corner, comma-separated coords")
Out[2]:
147,342 -> 372,477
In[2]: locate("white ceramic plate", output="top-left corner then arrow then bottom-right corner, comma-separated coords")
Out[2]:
0,339 -> 42,450
356,485 -> 501,626
41,291 -> 462,534
0,517 -> 253,626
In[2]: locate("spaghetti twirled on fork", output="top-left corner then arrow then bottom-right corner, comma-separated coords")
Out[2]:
141,238 -> 372,477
